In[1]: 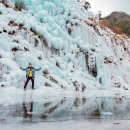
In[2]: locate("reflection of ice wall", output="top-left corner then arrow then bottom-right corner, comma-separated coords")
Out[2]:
0,0 -> 130,90
1,95 -> 130,122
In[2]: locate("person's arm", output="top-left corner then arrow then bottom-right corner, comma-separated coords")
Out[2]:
20,67 -> 27,71
35,67 -> 42,71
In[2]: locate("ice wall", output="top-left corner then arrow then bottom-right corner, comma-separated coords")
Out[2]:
0,0 -> 130,90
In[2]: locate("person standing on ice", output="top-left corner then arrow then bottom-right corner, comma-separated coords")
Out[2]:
20,63 -> 41,90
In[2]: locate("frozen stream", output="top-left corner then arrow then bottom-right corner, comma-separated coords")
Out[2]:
1,88 -> 130,130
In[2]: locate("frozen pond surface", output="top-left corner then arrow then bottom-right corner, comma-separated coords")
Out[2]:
1,96 -> 130,123
1,88 -> 130,130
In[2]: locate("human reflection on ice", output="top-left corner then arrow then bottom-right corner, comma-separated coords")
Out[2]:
22,92 -> 33,122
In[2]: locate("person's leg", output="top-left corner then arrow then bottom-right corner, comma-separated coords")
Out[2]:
31,78 -> 34,89
24,77 -> 30,90
30,102 -> 33,112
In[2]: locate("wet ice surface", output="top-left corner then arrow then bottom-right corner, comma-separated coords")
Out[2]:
1,88 -> 130,130
1,96 -> 130,123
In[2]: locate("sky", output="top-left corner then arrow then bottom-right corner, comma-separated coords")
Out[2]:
87,0 -> 130,16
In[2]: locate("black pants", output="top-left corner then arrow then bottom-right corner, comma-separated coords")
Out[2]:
23,101 -> 33,121
24,77 -> 34,89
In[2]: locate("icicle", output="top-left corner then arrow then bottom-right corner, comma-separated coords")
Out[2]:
85,54 -> 89,72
